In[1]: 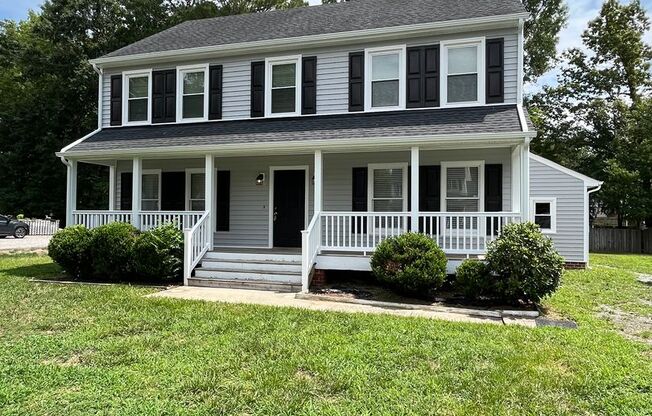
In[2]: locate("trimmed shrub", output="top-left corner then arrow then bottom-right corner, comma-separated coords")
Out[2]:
48,225 -> 93,278
487,222 -> 564,303
90,222 -> 139,281
454,259 -> 492,299
132,223 -> 183,282
371,232 -> 447,297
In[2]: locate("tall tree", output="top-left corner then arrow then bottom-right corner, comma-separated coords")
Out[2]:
522,0 -> 569,81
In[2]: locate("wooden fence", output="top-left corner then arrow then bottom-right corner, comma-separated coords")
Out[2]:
590,228 -> 652,254
23,219 -> 60,235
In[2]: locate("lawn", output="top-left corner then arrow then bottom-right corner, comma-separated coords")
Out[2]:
0,254 -> 651,415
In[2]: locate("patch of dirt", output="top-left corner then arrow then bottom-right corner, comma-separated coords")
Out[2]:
42,350 -> 95,367
599,305 -> 652,345
295,368 -> 317,382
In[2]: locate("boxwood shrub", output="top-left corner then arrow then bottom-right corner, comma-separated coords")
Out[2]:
454,259 -> 492,299
48,225 -> 93,279
370,232 -> 447,297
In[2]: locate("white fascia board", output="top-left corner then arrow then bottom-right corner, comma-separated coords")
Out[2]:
57,131 -> 530,160
529,153 -> 603,188
58,128 -> 102,156
90,13 -> 528,69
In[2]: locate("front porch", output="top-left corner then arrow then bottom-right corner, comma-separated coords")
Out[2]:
65,142 -> 530,292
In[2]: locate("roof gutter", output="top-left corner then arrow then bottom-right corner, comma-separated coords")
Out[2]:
90,12 -> 529,68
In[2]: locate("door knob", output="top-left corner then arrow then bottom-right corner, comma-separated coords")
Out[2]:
273,207 -> 278,222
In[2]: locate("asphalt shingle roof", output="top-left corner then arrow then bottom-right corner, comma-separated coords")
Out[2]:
68,105 -> 526,153
104,0 -> 526,58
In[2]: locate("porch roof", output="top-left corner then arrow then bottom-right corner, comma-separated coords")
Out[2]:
64,105 -> 533,155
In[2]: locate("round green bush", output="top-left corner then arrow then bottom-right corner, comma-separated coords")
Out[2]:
370,232 -> 447,297
48,225 -> 93,278
487,222 -> 564,303
90,222 -> 139,281
454,259 -> 492,299
132,223 -> 183,282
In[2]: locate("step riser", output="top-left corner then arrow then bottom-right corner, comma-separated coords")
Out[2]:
194,270 -> 301,284
188,278 -> 301,293
205,251 -> 301,263
201,260 -> 301,273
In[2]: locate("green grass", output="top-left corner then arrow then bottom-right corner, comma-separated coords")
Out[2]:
591,253 -> 652,275
0,253 -> 651,415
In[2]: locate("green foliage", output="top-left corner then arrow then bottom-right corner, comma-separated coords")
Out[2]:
487,222 -> 564,303
454,259 -> 492,299
47,225 -> 93,278
370,232 -> 447,296
132,223 -> 183,282
522,0 -> 568,81
90,222 -> 140,281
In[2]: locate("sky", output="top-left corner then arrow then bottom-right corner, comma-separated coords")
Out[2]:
2,0 -> 651,92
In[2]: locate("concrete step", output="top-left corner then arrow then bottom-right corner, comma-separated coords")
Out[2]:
188,277 -> 301,292
194,268 -> 301,284
200,259 -> 302,273
204,250 -> 301,263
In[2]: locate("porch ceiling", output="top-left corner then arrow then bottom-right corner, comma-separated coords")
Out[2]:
63,105 -> 531,157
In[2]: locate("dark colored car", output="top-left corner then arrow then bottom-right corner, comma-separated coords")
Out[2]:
0,215 -> 29,239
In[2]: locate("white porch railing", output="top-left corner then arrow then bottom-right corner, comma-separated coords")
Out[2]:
319,211 -> 520,254
300,212 -> 322,292
72,210 -> 133,228
183,212 -> 212,284
139,211 -> 204,231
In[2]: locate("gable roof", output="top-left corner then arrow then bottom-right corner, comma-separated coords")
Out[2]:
61,105 -> 532,156
102,0 -> 526,60
529,154 -> 603,188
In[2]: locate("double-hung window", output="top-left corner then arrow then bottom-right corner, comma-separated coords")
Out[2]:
442,161 -> 484,230
123,70 -> 151,125
365,46 -> 405,111
141,170 -> 160,211
186,169 -> 206,211
530,198 -> 557,233
368,163 -> 408,212
442,39 -> 484,106
178,65 -> 208,121
266,56 -> 301,117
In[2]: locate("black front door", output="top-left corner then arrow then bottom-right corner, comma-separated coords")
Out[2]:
161,172 -> 186,211
273,170 -> 305,248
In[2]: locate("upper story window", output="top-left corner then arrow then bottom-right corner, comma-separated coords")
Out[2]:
365,46 -> 405,111
177,65 -> 208,122
266,56 -> 301,117
442,39 -> 485,106
123,70 -> 151,125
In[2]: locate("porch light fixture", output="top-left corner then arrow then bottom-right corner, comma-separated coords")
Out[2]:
256,173 -> 265,185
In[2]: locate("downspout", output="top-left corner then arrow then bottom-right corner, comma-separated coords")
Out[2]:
585,184 -> 603,267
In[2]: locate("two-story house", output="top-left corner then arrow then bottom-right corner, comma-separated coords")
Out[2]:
57,0 -> 601,292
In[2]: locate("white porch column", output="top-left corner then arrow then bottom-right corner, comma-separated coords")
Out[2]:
511,145 -> 521,214
108,163 -> 116,210
65,159 -> 78,227
520,140 -> 530,222
314,150 -> 323,213
410,146 -> 419,232
132,157 -> 142,229
205,154 -> 215,237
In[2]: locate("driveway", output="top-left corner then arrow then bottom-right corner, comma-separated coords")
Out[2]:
0,235 -> 51,253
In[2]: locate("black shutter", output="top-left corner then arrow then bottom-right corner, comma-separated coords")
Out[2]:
301,56 -> 317,115
209,65 -> 223,120
485,164 -> 503,235
152,70 -> 176,124
406,45 -> 439,108
348,52 -> 364,112
120,172 -> 132,210
161,172 -> 185,211
352,167 -> 368,233
216,170 -> 231,231
251,61 -> 265,118
110,75 -> 122,126
418,166 -> 440,233
486,38 -> 504,104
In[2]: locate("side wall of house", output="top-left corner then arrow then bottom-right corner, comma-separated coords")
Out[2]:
529,158 -> 586,263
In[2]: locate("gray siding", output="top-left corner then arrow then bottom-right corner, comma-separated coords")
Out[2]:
529,158 -> 586,263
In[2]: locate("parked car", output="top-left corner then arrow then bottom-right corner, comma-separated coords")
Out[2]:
0,215 -> 29,238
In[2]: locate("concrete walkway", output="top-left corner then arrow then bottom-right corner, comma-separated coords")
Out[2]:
147,286 -> 537,326
0,235 -> 51,253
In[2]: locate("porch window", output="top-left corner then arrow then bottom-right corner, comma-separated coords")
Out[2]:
124,71 -> 151,124
186,170 -> 205,211
365,46 -> 405,110
530,198 -> 556,233
178,65 -> 208,121
266,56 -> 300,116
442,39 -> 484,105
141,172 -> 160,211
368,164 -> 408,212
442,162 -> 483,212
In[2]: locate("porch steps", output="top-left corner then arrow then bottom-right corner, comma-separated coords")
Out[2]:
188,250 -> 302,292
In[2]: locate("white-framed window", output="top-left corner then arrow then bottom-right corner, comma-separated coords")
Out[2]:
441,38 -> 485,106
368,163 -> 408,212
141,170 -> 161,211
185,169 -> 206,211
441,161 -> 484,212
265,56 -> 301,117
365,46 -> 406,111
177,65 -> 209,122
530,197 -> 557,233
123,70 -> 152,125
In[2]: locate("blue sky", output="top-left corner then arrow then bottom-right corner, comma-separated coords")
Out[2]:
2,0 -> 651,92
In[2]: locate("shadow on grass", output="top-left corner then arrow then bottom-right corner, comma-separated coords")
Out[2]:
4,262 -> 64,279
